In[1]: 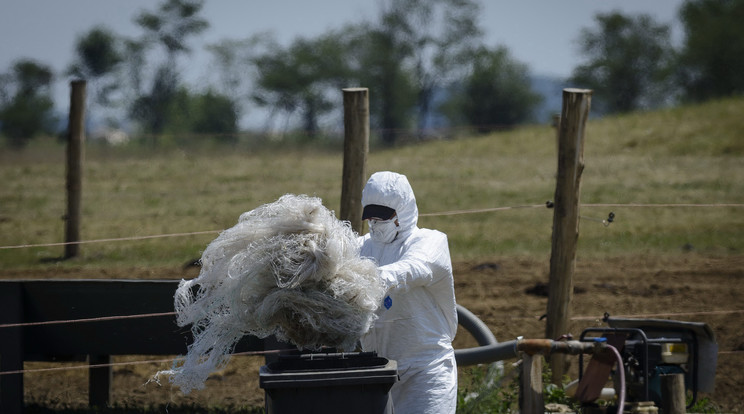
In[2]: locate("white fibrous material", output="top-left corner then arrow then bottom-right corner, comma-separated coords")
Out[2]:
158,194 -> 383,394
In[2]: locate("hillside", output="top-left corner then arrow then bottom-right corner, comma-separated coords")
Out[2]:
2,97 -> 743,269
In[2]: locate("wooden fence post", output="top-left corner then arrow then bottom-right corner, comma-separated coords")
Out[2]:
88,355 -> 112,408
340,88 -> 369,234
660,373 -> 686,413
545,88 -> 592,384
520,354 -> 544,413
65,80 -> 86,259
0,283 -> 23,414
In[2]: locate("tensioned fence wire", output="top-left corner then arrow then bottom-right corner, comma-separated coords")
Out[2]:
1,201 -> 742,376
2,202 -> 743,250
0,230 -> 221,250
2,308 -> 743,331
0,311 -> 176,329
1,308 -> 742,376
0,350 -> 286,377
419,202 -> 744,217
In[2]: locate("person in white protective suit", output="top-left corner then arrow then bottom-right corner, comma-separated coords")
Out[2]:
358,171 -> 458,414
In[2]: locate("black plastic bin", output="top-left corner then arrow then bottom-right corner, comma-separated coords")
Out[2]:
259,351 -> 398,414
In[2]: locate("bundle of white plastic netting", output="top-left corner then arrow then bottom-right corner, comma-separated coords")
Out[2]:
156,194 -> 383,393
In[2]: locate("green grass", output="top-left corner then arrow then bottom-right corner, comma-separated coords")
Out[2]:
1,97 -> 743,270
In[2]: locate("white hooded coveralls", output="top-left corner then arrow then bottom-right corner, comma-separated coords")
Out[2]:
359,171 -> 458,414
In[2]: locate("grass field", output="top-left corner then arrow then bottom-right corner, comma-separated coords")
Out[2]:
1,97 -> 743,269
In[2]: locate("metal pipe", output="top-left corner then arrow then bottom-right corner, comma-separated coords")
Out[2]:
455,305 -> 509,367
456,305 -> 498,346
455,338 -> 604,367
455,340 -> 520,366
454,305 -> 604,366
518,339 -> 599,356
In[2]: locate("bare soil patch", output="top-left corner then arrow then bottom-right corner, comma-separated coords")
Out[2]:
6,254 -> 743,412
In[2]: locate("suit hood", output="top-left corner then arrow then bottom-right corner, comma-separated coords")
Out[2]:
361,171 -> 418,235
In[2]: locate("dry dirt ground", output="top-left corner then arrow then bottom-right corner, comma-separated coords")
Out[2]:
5,254 -> 744,412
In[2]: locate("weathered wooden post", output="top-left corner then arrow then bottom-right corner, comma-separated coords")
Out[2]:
0,283 -> 23,414
340,88 -> 369,234
520,354 -> 544,412
545,88 -> 592,384
65,80 -> 86,259
88,355 -> 112,408
660,373 -> 686,413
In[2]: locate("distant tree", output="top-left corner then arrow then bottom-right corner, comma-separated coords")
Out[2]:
130,65 -> 178,135
677,0 -> 744,102
191,91 -> 238,139
447,46 -> 542,133
206,34 -> 273,123
135,0 -> 208,66
129,0 -> 208,135
121,39 -> 148,99
571,12 -> 675,114
165,88 -> 238,144
0,59 -> 56,148
345,21 -> 417,145
406,0 -> 483,135
67,26 -> 124,126
354,0 -> 483,144
251,30 -> 353,137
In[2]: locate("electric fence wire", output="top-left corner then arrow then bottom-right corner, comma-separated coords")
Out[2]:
1,307 -> 742,377
2,202 -> 742,251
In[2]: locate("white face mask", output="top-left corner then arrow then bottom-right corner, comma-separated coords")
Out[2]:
369,218 -> 399,243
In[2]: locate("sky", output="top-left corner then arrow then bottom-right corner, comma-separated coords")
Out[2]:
0,0 -> 687,125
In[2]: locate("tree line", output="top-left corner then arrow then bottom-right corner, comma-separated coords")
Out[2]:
1,0 -> 743,149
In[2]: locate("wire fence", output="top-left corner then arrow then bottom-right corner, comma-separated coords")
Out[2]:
2,202 -> 743,250
0,306 -> 741,377
1,201 -> 743,377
